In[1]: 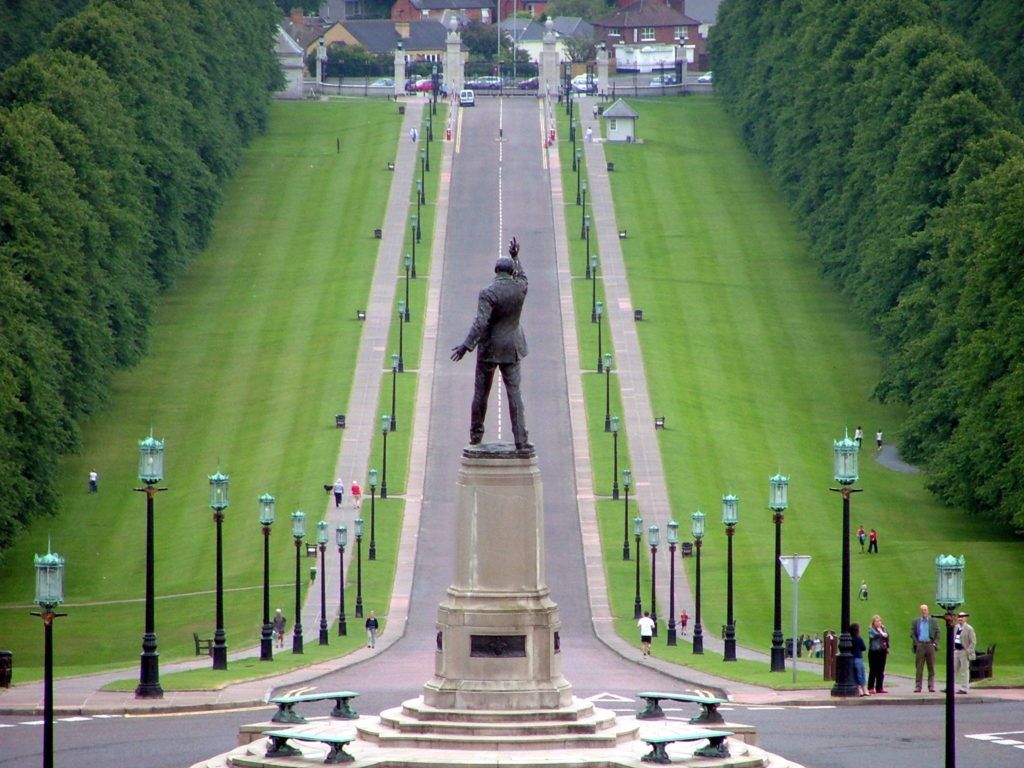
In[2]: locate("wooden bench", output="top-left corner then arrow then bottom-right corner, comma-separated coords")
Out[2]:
269,691 -> 360,724
265,729 -> 354,764
641,730 -> 733,763
636,692 -> 728,724
970,643 -> 996,681
192,632 -> 213,657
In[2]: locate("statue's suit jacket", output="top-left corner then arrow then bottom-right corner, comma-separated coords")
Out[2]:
462,260 -> 528,363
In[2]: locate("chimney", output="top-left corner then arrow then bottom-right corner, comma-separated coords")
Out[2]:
290,7 -> 305,25
396,20 -> 410,37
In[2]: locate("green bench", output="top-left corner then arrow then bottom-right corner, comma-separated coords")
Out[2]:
641,730 -> 733,763
636,691 -> 728,724
265,729 -> 355,764
269,691 -> 359,724
192,632 -> 213,656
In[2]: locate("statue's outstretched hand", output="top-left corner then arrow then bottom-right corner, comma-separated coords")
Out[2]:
451,344 -> 469,362
508,236 -> 519,259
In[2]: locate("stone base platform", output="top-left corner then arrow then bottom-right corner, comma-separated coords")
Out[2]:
358,696 -> 637,749
208,715 -> 799,768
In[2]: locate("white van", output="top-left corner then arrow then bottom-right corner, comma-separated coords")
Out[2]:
459,89 -> 475,107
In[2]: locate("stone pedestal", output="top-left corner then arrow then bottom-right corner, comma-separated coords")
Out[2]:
422,444 -> 572,711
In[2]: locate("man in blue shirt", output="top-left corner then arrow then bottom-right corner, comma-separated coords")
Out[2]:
910,603 -> 940,692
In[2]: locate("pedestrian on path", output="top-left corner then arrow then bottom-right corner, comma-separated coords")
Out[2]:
88,469 -> 99,493
365,611 -> 379,648
857,525 -> 866,553
867,614 -> 889,693
410,127 -> 418,143
351,480 -> 361,511
638,612 -> 655,657
679,609 -> 689,636
868,528 -> 878,553
333,478 -> 345,508
585,126 -> 593,142
954,612 -> 976,693
272,609 -> 287,649
854,425 -> 864,446
911,604 -> 940,692
876,429 -> 883,450
850,623 -> 868,696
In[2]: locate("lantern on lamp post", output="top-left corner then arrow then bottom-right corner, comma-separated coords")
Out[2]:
722,493 -> 739,661
936,554 -> 965,768
666,520 -> 679,646
691,510 -> 705,654
135,432 -> 166,698
259,493 -> 275,661
648,524 -> 660,638
633,515 -> 644,619
291,511 -> 306,654
208,470 -> 229,670
769,473 -> 789,672
354,517 -> 365,618
34,543 -> 65,768
336,525 -> 348,636
830,429 -> 862,697
317,521 -> 330,645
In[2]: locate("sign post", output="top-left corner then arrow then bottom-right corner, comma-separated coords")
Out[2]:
779,554 -> 812,683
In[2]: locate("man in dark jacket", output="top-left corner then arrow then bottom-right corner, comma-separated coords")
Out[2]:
910,603 -> 940,692
451,237 -> 529,448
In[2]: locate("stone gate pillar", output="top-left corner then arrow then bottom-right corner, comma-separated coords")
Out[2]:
445,19 -> 464,94
540,19 -> 559,97
393,41 -> 406,98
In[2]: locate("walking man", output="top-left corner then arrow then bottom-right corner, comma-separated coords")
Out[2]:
910,604 -> 940,692
333,478 -> 345,508
365,611 -> 379,648
88,469 -> 99,493
451,237 -> 530,449
953,612 -> 977,693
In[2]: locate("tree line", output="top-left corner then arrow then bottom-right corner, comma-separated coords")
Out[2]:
710,0 -> 1024,531
0,0 -> 282,557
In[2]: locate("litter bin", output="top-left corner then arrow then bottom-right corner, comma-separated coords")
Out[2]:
0,651 -> 11,688
335,414 -> 346,429
822,630 -> 838,680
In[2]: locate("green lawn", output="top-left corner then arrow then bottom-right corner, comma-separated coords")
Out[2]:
595,97 -> 1023,685
0,99 -> 417,682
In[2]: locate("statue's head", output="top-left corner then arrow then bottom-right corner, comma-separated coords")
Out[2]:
494,256 -> 515,274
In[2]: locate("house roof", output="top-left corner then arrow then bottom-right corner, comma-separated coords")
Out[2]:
411,0 -> 495,9
276,25 -> 305,56
681,0 -> 722,24
594,0 -> 698,29
500,17 -> 593,43
282,17 -> 332,49
341,19 -> 447,53
601,99 -> 639,119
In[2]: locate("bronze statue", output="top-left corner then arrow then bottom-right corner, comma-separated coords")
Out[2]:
451,237 -> 530,449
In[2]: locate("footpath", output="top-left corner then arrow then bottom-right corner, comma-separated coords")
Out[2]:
0,94 -> 1019,719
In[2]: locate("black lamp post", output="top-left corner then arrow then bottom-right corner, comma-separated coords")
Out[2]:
390,353 -> 399,432
936,554 -> 966,768
610,415 -> 620,500
769,473 -> 789,672
621,468 -> 632,560
354,517 -> 364,618
135,433 -> 166,698
596,300 -> 604,370
667,520 -> 678,646
722,493 -> 738,662
830,429 -> 861,697
259,493 -> 275,661
404,254 -> 413,312
415,181 -> 422,239
317,521 -> 329,645
410,216 -> 417,273
576,147 -> 582,204
397,301 -> 406,372
633,514 -> 643,619
585,216 -> 593,277
431,64 -> 438,116
421,145 -> 428,177
604,352 -> 613,432
291,511 -> 305,654
590,253 -> 598,322
571,117 -> 577,165
380,414 -> 390,499
368,468 -> 378,560
692,510 -> 705,654
648,524 -> 660,637
208,470 -> 229,670
33,544 -> 65,768
424,136 -> 430,172
581,182 -> 588,238
336,524 -> 348,636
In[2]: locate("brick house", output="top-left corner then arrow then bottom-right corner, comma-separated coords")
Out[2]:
593,0 -> 703,71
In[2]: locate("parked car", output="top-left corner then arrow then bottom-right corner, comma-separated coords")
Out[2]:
697,71 -> 713,83
370,78 -> 394,88
412,77 -> 436,92
571,74 -> 598,93
649,73 -> 677,86
467,75 -> 502,90
459,89 -> 475,107
517,76 -> 539,90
